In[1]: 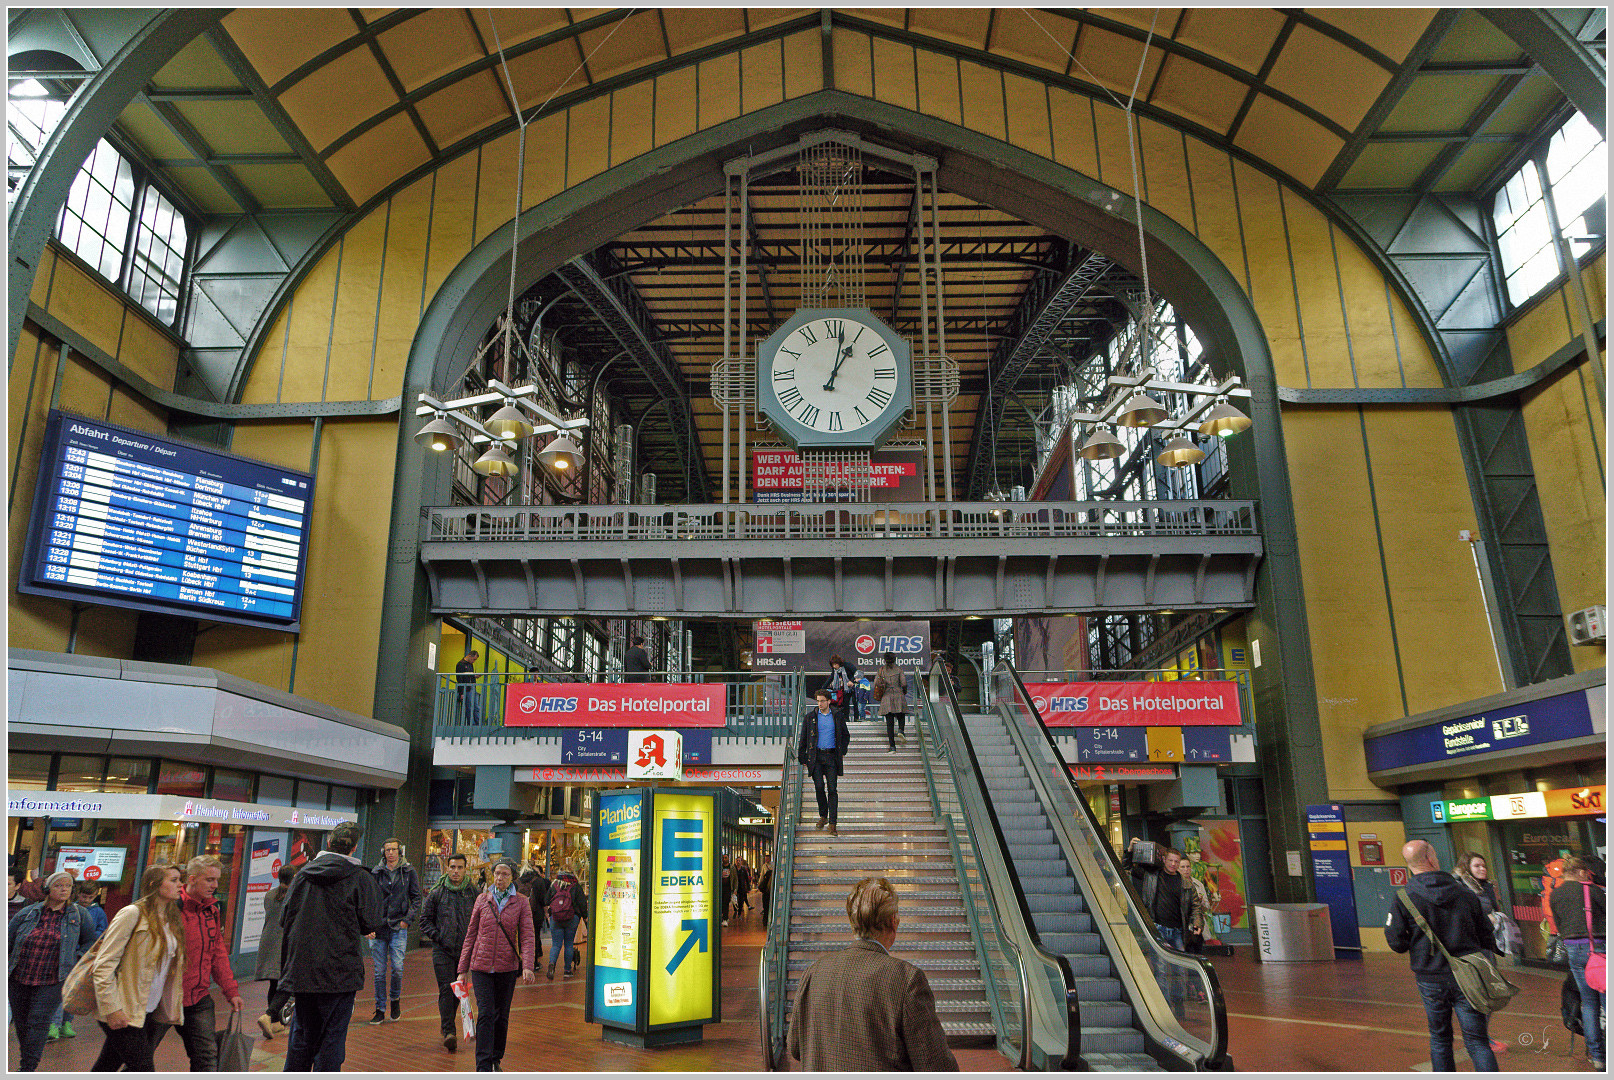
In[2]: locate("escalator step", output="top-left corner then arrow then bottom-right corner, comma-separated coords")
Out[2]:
1038,932 -> 1103,954
1079,1027 -> 1147,1054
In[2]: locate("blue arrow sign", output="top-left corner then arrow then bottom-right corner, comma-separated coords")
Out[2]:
665,918 -> 708,974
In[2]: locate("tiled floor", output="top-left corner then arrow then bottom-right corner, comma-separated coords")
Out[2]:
11,911 -> 1605,1073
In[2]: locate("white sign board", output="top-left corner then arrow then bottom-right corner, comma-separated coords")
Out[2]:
626,730 -> 683,781
56,846 -> 128,884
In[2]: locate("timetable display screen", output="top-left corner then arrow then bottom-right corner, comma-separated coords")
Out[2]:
19,410 -> 315,631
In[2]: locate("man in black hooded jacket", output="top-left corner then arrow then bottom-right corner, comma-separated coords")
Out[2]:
1385,839 -> 1500,1072
280,822 -> 387,1071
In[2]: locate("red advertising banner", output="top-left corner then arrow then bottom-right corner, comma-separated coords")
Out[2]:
503,683 -> 727,727
1025,681 -> 1242,726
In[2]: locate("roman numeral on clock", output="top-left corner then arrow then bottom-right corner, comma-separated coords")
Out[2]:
867,342 -> 889,357
778,386 -> 802,408
866,386 -> 891,408
853,405 -> 869,424
772,367 -> 795,381
822,319 -> 843,338
796,403 -> 820,427
874,367 -> 896,380
827,411 -> 843,431
796,325 -> 818,345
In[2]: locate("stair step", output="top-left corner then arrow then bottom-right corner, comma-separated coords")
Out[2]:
788,956 -> 984,972
791,905 -> 964,917
790,940 -> 977,952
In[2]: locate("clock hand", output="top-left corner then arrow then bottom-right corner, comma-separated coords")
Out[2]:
822,330 -> 852,391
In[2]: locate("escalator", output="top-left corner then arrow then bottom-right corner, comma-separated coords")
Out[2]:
937,661 -> 1233,1071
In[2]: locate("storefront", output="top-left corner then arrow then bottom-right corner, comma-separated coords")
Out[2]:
1364,668 -> 1605,966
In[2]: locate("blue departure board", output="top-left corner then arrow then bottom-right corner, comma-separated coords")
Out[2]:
19,410 -> 315,631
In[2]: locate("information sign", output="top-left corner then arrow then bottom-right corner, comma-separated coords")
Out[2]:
1304,805 -> 1361,954
591,791 -> 644,1029
19,410 -> 314,631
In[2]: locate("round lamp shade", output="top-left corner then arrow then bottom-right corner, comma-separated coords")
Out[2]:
1198,399 -> 1252,437
486,402 -> 535,441
1116,391 -> 1168,427
414,415 -> 462,453
538,432 -> 583,472
1155,434 -> 1206,468
472,443 -> 520,477
1078,426 -> 1126,460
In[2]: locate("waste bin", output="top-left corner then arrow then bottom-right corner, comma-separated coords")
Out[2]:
1253,903 -> 1334,962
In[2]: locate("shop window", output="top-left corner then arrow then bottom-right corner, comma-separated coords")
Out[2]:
257,774 -> 295,806
329,786 -> 358,813
209,767 -> 253,803
155,760 -> 207,797
55,754 -> 107,792
46,817 -> 145,920
103,758 -> 152,793
9,752 -> 52,790
298,782 -> 328,809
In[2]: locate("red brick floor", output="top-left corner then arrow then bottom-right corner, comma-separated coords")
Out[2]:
11,915 -> 1605,1072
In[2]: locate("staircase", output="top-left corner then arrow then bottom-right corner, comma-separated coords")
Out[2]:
781,736 -> 998,1057
964,711 -> 1164,1072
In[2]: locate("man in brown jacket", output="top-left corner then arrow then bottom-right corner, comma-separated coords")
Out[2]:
787,877 -> 959,1071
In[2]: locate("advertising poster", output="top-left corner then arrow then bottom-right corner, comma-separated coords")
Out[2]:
1188,821 -> 1248,933
648,791 -> 718,1028
239,836 -> 282,953
1305,805 -> 1362,953
503,683 -> 727,727
591,792 -> 644,1029
1023,682 -> 1243,726
55,846 -> 128,884
1014,615 -> 1089,677
752,619 -> 930,679
751,449 -> 925,503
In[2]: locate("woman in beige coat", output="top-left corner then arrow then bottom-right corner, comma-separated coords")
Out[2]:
90,864 -> 185,1071
875,652 -> 910,752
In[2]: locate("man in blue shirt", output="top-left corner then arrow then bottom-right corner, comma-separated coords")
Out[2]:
798,689 -> 852,836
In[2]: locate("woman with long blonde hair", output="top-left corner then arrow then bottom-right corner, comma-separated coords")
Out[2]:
89,864 -> 186,1071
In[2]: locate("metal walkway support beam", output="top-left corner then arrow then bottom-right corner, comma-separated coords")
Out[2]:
1479,9 -> 1605,136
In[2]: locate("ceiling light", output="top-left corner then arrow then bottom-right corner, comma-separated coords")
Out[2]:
1116,391 -> 1168,427
486,401 -> 535,440
1198,398 -> 1252,438
1078,426 -> 1125,460
538,432 -> 583,472
472,443 -> 520,477
414,414 -> 462,453
1156,434 -> 1206,468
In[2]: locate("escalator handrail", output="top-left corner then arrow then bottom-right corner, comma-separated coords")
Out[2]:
992,660 -> 1232,1071
760,673 -> 807,1071
923,662 -> 1082,1069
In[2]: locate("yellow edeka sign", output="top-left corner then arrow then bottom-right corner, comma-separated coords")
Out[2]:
649,791 -> 718,1027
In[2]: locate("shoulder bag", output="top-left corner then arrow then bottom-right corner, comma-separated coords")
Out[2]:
1397,890 -> 1519,1014
1584,883 -> 1606,993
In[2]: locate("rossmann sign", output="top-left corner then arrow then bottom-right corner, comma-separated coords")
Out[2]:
1024,681 -> 1242,727
503,683 -> 727,727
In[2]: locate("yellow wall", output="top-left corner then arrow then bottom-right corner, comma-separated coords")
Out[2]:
1506,256 -> 1607,674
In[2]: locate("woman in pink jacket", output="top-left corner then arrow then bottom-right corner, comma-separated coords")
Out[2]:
457,860 -> 535,1073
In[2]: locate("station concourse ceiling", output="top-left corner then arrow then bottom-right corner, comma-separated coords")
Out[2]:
10,7 -> 1607,500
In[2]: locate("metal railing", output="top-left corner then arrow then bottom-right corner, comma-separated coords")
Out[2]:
424,499 -> 1259,543
759,677 -> 806,1071
432,671 -> 802,738
993,661 -> 1233,1071
915,667 -> 1076,1069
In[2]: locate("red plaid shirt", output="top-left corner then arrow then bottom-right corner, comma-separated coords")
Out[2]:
12,904 -> 66,986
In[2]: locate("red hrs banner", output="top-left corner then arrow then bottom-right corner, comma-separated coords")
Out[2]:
1025,682 -> 1242,726
503,683 -> 727,727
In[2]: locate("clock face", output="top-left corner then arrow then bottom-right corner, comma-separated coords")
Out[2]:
758,308 -> 911,449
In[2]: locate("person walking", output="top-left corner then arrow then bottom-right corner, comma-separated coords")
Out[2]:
720,855 -> 734,929
457,860 -> 536,1073
1180,858 -> 1212,954
8,871 -> 97,1071
1385,839 -> 1501,1072
10,865 -> 33,921
825,654 -> 858,725
787,876 -> 958,1071
88,864 -> 186,1072
758,859 -> 774,928
172,855 -> 244,1071
456,650 -> 482,724
1548,856 -> 1604,1070
623,634 -> 652,682
544,867 -> 587,980
420,853 -> 478,1053
874,651 -> 910,753
48,881 -> 109,1040
800,688 -> 852,836
734,859 -> 752,921
254,862 -> 296,1040
1123,840 -> 1199,1017
280,822 -> 387,1072
525,865 -> 550,957
367,837 -> 423,1025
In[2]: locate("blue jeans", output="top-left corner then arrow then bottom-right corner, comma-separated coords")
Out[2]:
549,921 -> 578,975
1156,926 -> 1186,1017
284,991 -> 355,1071
458,686 -> 482,724
372,926 -> 406,1010
1416,976 -> 1498,1071
1565,940 -> 1606,1063
8,977 -> 61,1071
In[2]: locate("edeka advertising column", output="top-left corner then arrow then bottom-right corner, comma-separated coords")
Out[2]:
589,791 -> 645,1031
1305,805 -> 1362,955
585,788 -> 720,1047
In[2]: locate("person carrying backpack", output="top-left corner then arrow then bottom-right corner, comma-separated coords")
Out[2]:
544,869 -> 587,980
872,652 -> 909,753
